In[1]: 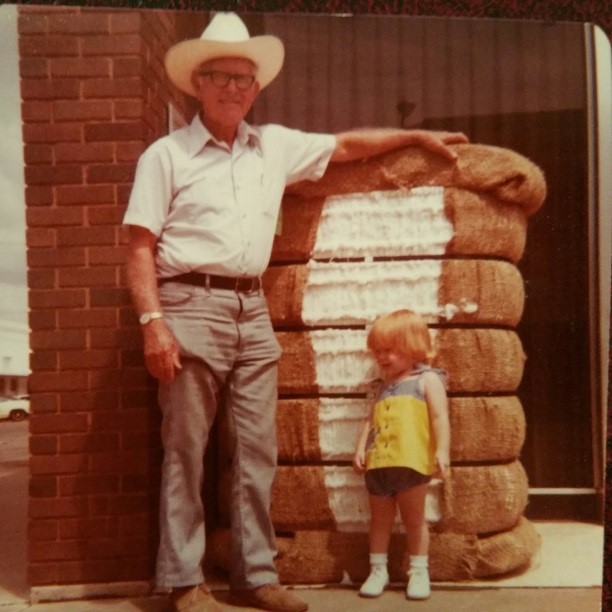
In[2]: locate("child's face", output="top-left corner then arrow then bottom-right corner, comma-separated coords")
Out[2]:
371,347 -> 414,380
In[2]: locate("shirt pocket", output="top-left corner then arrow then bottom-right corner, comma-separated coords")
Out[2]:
236,152 -> 272,216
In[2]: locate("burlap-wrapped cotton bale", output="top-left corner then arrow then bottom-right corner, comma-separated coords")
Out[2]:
473,516 -> 542,577
273,188 -> 528,264
438,462 -> 529,534
276,398 -> 326,462
397,517 -> 540,581
434,328 -> 526,392
263,259 -> 523,327
276,328 -> 525,395
208,517 -> 540,583
208,144 -> 545,584
286,144 -> 546,215
447,397 -> 526,462
438,259 -> 524,325
276,396 -> 526,464
444,188 -> 527,263
217,463 -> 528,535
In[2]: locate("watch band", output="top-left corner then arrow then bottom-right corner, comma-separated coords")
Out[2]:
139,311 -> 164,325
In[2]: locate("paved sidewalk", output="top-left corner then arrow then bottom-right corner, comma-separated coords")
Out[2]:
0,422 -> 603,611
0,586 -> 602,612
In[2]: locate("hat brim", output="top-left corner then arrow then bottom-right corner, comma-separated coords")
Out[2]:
165,36 -> 285,97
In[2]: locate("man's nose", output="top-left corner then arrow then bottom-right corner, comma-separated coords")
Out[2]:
226,77 -> 240,92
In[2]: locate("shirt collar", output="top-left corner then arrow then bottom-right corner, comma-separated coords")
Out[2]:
187,113 -> 261,157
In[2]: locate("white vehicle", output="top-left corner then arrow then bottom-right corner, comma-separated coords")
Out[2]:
0,396 -> 30,421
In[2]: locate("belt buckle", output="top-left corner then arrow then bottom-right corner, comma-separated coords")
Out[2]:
235,276 -> 258,294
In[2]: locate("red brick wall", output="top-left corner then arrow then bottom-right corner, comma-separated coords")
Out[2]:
19,6 -> 203,587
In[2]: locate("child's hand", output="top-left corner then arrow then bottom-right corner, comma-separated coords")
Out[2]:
353,448 -> 366,474
434,450 -> 450,478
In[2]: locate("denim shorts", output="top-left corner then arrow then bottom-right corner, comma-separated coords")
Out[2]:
365,467 -> 431,497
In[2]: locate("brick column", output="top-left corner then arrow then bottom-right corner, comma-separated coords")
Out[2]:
19,6 -> 201,592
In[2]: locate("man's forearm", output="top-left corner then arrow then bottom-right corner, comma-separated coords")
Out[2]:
331,128 -> 414,162
125,231 -> 162,317
125,226 -> 182,382
331,128 -> 468,163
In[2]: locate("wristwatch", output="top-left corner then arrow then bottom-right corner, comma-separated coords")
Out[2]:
139,311 -> 164,325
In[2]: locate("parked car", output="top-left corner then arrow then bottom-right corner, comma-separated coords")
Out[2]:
0,397 -> 30,421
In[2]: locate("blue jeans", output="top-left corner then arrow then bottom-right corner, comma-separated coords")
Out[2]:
154,281 -> 282,590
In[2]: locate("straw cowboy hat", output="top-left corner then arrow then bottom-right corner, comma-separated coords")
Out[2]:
165,12 -> 285,97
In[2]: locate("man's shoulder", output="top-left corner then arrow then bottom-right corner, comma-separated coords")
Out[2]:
252,123 -> 294,137
140,127 -> 191,160
254,123 -> 330,145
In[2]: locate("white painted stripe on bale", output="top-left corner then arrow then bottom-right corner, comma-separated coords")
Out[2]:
309,328 -> 438,392
318,398 -> 369,460
302,260 -> 443,325
308,187 -> 450,530
322,466 -> 442,531
309,329 -> 373,392
312,186 -> 451,258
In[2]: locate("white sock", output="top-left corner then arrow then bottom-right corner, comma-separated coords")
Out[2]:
409,555 -> 428,569
370,553 -> 388,566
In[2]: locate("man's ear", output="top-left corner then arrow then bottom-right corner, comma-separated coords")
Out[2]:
253,80 -> 261,97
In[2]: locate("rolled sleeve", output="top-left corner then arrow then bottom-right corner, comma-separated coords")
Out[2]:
263,126 -> 336,185
123,142 -> 175,236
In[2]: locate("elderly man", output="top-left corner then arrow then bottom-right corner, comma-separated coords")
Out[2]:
124,12 -> 467,612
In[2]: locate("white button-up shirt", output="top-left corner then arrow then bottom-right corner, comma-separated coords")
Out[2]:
124,114 -> 336,278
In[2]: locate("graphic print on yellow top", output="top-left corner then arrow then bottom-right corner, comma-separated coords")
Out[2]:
365,367 -> 446,475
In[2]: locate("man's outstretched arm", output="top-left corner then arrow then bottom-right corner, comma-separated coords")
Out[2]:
330,128 -> 468,163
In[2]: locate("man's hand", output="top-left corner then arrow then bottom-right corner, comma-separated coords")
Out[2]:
407,129 -> 469,161
142,319 -> 182,383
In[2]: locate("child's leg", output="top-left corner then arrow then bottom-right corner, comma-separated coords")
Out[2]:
396,483 -> 428,555
397,483 -> 431,600
359,494 -> 395,597
368,494 -> 397,553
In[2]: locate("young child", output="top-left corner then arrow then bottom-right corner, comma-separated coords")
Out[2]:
353,309 -> 450,600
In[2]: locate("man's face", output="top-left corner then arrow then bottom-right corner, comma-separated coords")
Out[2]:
192,57 -> 260,130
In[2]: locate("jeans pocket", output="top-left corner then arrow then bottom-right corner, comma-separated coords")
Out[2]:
158,282 -> 197,308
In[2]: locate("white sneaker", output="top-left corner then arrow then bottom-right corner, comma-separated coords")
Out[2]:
359,564 -> 389,598
406,567 -> 431,599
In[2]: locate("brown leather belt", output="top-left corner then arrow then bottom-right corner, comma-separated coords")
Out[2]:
158,272 -> 261,293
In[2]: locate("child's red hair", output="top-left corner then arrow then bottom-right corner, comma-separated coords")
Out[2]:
367,309 -> 435,364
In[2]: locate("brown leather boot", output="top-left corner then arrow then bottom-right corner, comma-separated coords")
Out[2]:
228,584 -> 308,611
171,584 -> 223,612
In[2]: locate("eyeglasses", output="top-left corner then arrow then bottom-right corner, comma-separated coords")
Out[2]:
197,70 -> 256,91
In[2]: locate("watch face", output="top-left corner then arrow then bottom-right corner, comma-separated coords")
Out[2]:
140,312 -> 162,325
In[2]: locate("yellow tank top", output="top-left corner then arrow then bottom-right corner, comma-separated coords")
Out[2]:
365,367 -> 445,475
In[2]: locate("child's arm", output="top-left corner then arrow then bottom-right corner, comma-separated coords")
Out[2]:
353,410 -> 373,474
423,371 -> 451,478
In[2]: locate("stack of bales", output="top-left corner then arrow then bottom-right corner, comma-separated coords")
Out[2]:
211,143 -> 546,582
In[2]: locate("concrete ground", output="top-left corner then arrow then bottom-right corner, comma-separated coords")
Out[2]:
0,421 -> 604,611
0,585 -> 603,611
